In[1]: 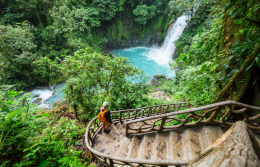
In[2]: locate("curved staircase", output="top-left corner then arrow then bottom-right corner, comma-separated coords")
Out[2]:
85,101 -> 260,167
94,123 -> 224,162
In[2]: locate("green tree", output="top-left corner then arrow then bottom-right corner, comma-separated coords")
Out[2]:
133,5 -> 157,24
39,49 -> 148,118
0,0 -> 53,26
0,22 -> 49,89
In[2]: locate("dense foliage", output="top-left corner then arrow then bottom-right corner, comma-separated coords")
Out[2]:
1,0 -> 260,166
0,90 -> 90,166
0,0 -> 171,89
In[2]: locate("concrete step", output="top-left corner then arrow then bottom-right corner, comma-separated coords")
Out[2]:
168,131 -> 185,160
111,123 -> 124,136
127,136 -> 143,159
138,133 -> 156,160
93,134 -> 121,155
100,124 -> 123,143
151,132 -> 168,160
116,123 -> 125,135
115,137 -> 131,158
200,126 -> 223,150
183,129 -> 202,160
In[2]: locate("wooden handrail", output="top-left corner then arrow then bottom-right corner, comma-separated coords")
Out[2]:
124,100 -> 260,137
109,102 -> 187,113
125,100 -> 260,124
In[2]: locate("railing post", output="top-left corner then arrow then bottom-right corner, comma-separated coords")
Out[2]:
159,117 -> 167,132
135,110 -> 137,119
104,157 -> 107,165
119,112 -> 122,124
222,104 -> 232,125
148,107 -> 151,116
166,105 -> 169,112
125,124 -> 129,137
109,159 -> 114,167
128,110 -> 130,119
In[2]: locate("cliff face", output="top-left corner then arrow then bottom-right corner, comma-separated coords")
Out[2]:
106,31 -> 162,50
97,14 -> 170,52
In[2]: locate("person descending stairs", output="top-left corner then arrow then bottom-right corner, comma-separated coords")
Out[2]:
98,101 -> 112,134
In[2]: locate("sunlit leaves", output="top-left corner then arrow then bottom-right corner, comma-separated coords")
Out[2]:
167,0 -> 197,24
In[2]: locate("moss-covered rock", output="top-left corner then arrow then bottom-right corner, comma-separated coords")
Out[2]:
154,73 -> 166,79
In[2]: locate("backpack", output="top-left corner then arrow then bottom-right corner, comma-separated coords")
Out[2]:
98,107 -> 108,123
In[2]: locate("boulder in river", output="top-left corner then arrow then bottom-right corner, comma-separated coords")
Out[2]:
49,83 -> 56,91
32,98 -> 42,105
154,73 -> 166,79
32,94 -> 40,98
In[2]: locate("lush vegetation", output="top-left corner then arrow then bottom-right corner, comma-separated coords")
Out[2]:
1,0 -> 260,166
0,90 -> 91,166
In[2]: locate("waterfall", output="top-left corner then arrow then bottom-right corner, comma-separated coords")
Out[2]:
146,15 -> 188,66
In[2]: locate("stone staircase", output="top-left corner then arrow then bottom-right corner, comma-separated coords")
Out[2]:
93,121 -> 225,163
86,101 -> 260,166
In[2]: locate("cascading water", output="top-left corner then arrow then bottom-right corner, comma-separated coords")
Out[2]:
146,15 -> 188,66
112,15 -> 188,78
